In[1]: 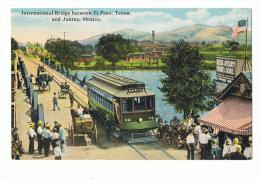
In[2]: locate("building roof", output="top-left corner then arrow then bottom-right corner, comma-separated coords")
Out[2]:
218,71 -> 252,100
243,71 -> 252,84
92,72 -> 144,88
198,97 -> 252,135
81,54 -> 94,57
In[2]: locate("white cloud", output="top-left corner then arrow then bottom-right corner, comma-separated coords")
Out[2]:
186,9 -> 210,21
206,9 -> 251,27
101,11 -> 193,32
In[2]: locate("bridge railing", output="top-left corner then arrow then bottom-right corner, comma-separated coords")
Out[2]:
42,57 -> 88,89
18,57 -> 46,127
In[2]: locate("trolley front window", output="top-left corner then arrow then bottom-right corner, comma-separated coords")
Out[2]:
134,97 -> 145,111
123,98 -> 133,112
146,96 -> 154,110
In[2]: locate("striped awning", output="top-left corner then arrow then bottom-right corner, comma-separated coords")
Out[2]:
198,97 -> 252,135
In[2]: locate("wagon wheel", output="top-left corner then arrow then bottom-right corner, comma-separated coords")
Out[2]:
70,125 -> 74,145
91,125 -> 97,144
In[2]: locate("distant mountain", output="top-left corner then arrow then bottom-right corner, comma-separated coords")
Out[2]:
79,24 -> 251,45
78,28 -> 150,45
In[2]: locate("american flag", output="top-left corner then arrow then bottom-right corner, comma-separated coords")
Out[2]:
232,26 -> 246,38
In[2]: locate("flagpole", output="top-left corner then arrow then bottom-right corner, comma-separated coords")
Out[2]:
244,18 -> 248,61
242,18 -> 248,71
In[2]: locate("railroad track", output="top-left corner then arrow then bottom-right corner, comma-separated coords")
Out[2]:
24,56 -> 88,108
128,142 -> 176,160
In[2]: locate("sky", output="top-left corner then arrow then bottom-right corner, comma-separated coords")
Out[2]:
11,8 -> 252,44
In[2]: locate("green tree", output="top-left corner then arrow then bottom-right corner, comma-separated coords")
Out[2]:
44,38 -> 82,67
96,34 -> 129,65
11,37 -> 18,52
160,40 -> 217,119
82,44 -> 94,54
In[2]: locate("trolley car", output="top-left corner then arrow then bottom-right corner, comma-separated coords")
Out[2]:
87,72 -> 157,138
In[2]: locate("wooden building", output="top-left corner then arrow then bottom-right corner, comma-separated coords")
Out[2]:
199,72 -> 252,136
78,54 -> 94,62
127,52 -> 150,61
127,51 -> 164,61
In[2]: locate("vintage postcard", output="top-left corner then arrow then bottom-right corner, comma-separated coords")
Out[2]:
11,8 -> 252,160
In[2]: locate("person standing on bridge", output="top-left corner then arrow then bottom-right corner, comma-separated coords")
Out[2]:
53,92 -> 60,111
186,129 -> 195,160
27,122 -> 36,154
68,89 -> 74,107
57,123 -> 66,153
37,120 -> 44,155
42,124 -> 52,157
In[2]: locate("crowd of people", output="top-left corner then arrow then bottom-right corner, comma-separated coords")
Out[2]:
27,120 -> 66,160
156,115 -> 252,160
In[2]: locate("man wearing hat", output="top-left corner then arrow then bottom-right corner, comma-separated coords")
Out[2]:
231,137 -> 240,153
230,145 -> 247,160
199,128 -> 211,160
222,139 -> 232,159
244,136 -> 253,160
37,120 -> 44,155
27,122 -> 36,154
42,123 -> 52,157
57,122 -> 66,153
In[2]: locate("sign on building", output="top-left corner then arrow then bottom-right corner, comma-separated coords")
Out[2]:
216,56 -> 248,83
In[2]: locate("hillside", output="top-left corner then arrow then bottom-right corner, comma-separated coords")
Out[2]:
79,24 -> 251,45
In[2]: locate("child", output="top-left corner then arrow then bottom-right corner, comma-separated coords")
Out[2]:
54,142 -> 62,160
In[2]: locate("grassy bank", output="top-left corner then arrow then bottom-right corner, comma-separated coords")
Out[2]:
21,46 -> 251,71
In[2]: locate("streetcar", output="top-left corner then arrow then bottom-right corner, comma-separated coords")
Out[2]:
87,72 -> 157,139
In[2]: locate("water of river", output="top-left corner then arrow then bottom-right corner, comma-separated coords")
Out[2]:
72,70 -> 216,122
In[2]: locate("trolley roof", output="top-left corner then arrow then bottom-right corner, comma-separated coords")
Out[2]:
92,72 -> 144,87
87,72 -> 154,97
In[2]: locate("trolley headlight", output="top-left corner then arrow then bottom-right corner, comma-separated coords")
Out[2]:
128,118 -> 131,122
149,116 -> 155,120
124,118 -> 127,122
138,118 -> 143,123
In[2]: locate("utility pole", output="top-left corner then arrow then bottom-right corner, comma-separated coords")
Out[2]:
63,32 -> 68,66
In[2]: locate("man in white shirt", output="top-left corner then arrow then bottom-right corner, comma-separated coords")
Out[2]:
51,127 -> 60,152
230,137 -> 239,153
222,139 -> 232,159
57,123 -> 66,153
27,122 -> 36,154
37,120 -> 43,155
42,124 -> 52,157
77,104 -> 83,116
186,129 -> 195,160
194,123 -> 202,146
199,128 -> 211,160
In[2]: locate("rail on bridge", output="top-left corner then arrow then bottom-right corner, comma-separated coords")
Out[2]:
19,58 -> 46,127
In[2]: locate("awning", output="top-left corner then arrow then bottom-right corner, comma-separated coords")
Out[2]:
198,97 -> 252,135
